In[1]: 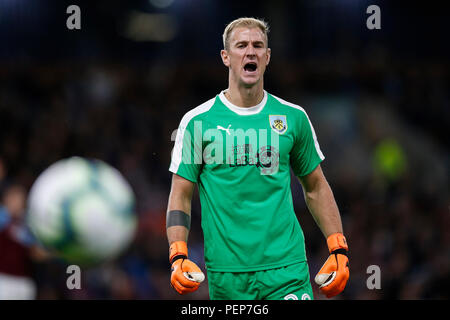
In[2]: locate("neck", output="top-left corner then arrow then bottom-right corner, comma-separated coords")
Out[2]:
225,80 -> 265,108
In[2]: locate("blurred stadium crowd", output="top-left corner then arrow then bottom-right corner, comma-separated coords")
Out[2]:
0,0 -> 449,299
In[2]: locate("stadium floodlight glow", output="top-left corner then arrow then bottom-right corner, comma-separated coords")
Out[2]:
122,11 -> 177,42
149,0 -> 175,9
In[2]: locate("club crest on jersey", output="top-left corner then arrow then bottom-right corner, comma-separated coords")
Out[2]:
269,115 -> 287,134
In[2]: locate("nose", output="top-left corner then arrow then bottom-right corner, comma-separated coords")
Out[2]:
245,44 -> 256,57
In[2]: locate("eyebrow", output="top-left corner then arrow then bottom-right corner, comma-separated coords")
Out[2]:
234,40 -> 265,47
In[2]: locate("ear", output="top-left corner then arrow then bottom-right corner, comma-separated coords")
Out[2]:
266,48 -> 271,66
221,49 -> 230,67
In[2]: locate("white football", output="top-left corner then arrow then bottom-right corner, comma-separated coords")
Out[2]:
27,157 -> 137,265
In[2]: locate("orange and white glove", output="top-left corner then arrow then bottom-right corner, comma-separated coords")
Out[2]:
314,233 -> 349,298
169,241 -> 205,295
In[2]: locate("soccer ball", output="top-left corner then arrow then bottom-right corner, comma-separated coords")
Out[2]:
27,157 -> 137,265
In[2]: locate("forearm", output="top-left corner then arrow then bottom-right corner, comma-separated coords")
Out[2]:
166,178 -> 192,244
303,176 -> 343,238
166,176 -> 204,294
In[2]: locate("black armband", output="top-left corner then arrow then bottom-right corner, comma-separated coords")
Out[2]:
331,248 -> 348,256
166,210 -> 191,230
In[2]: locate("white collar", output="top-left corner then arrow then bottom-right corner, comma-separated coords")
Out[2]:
219,90 -> 267,115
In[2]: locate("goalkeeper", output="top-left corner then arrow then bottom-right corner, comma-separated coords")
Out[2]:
166,17 -> 349,300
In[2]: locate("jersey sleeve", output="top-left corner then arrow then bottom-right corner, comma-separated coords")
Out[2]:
290,110 -> 325,177
169,114 -> 202,183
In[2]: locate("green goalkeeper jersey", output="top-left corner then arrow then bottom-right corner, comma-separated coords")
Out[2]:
169,90 -> 324,272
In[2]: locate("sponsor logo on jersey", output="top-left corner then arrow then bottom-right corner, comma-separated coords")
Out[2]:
228,144 -> 279,175
258,145 -> 279,175
269,115 -> 287,134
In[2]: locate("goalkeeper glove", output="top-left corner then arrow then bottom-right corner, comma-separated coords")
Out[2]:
314,233 -> 349,298
169,241 -> 205,295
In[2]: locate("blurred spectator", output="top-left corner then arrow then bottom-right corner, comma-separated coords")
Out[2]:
0,184 -> 49,299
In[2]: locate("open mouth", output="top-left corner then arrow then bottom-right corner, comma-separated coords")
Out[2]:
243,62 -> 257,73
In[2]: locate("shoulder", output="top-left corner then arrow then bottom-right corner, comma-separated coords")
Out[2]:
268,93 -> 310,120
269,93 -> 306,113
178,96 -> 217,128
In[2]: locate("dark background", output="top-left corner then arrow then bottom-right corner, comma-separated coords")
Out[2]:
0,0 -> 448,299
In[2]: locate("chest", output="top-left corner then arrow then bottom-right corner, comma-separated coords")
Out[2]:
198,114 -> 295,173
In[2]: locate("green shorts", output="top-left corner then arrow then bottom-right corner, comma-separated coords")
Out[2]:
207,261 -> 313,300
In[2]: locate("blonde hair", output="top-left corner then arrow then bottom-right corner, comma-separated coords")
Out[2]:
222,17 -> 269,50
